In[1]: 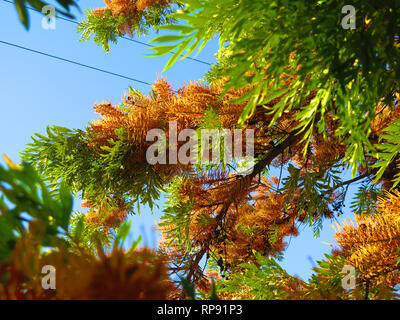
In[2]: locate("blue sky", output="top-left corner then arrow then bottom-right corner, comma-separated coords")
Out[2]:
0,0 -> 356,281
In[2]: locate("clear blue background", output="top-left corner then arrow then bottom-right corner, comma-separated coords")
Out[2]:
0,0 -> 355,281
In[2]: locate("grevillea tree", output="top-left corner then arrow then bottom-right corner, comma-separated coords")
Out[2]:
8,0 -> 400,299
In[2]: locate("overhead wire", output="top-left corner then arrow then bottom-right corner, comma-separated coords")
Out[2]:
0,39 -> 153,85
1,0 -> 213,66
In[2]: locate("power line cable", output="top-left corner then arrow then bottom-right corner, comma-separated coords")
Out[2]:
2,0 -> 79,25
0,39 -> 152,85
1,0 -> 212,66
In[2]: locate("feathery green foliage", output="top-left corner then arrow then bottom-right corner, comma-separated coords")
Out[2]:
20,125 -> 163,213
150,0 -> 400,177
78,4 -> 177,53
